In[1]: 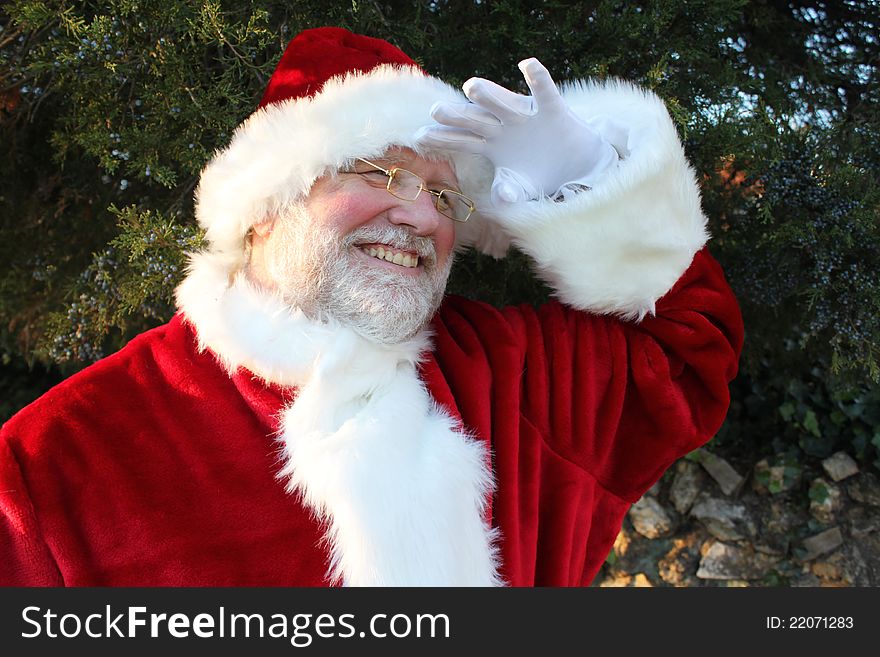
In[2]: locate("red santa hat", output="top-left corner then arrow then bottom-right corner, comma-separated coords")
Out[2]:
194,26 -> 490,264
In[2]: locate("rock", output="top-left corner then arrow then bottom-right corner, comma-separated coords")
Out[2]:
693,449 -> 744,496
810,544 -> 871,586
696,541 -> 780,580
849,529 -> 880,586
597,572 -> 654,587
754,497 -> 808,556
629,496 -> 673,539
846,472 -> 880,507
799,526 -> 844,561
669,460 -> 706,514
598,451 -> 880,587
611,528 -> 630,558
598,572 -> 634,587
789,571 -> 822,587
606,522 -> 674,578
646,479 -> 664,497
847,506 -> 880,537
632,573 -> 653,587
841,506 -> 880,585
821,451 -> 859,482
810,561 -> 843,583
658,532 -> 704,587
753,458 -> 800,495
690,495 -> 757,541
808,478 -> 842,525
754,543 -> 786,556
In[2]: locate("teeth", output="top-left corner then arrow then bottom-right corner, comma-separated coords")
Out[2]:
359,246 -> 419,268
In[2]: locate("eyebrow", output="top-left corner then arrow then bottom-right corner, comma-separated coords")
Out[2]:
361,158 -> 461,192
419,165 -> 461,193
432,178 -> 460,192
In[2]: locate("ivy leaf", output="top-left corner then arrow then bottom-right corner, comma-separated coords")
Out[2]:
803,409 -> 821,438
829,409 -> 847,427
808,480 -> 829,503
799,435 -> 832,458
842,401 -> 865,420
779,401 -> 796,422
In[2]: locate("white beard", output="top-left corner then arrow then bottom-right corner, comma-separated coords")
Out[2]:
260,205 -> 453,344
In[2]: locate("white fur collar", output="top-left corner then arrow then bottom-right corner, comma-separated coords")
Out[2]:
176,252 -> 503,586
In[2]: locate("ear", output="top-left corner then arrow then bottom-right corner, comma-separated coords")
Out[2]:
251,217 -> 277,238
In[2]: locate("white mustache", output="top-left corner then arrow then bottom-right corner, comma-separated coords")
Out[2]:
343,225 -> 436,261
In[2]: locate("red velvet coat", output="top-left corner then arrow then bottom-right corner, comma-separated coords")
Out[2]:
0,249 -> 741,586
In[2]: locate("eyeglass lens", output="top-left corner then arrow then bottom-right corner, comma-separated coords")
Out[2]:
353,159 -> 473,222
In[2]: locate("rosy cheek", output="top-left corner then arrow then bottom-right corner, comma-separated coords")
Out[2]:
309,189 -> 390,233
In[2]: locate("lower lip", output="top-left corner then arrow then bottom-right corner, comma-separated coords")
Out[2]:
352,247 -> 424,275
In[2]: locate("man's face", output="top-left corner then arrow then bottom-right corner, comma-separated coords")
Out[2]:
249,147 -> 459,344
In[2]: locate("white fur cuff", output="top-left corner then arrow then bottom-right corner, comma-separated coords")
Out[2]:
459,80 -> 708,320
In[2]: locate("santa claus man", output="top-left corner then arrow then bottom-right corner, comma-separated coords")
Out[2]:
0,27 -> 742,586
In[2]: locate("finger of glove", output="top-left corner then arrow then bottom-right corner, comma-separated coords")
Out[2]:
462,77 -> 534,124
415,125 -> 487,155
490,167 -> 540,205
492,179 -> 529,204
518,58 -> 566,115
429,101 -> 503,138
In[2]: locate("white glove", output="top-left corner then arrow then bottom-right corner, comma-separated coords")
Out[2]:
417,58 -> 623,206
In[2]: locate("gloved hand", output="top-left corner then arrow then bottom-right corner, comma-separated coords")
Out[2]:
417,58 -> 622,206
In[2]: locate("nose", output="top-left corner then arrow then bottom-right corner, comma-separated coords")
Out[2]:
386,191 -> 443,236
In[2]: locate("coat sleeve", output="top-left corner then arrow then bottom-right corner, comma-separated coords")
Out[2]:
0,433 -> 63,585
502,247 -> 742,503
452,75 -> 743,501
437,76 -> 742,585
434,248 -> 741,585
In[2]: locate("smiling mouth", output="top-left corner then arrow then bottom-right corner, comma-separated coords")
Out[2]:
357,243 -> 420,268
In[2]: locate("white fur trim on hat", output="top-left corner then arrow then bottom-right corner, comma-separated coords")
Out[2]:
195,64 -> 490,266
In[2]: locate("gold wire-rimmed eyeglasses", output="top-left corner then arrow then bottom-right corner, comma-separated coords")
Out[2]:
350,157 -> 476,223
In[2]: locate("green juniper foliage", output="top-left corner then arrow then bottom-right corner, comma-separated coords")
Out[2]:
42,205 -> 204,363
2,1 -> 878,470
